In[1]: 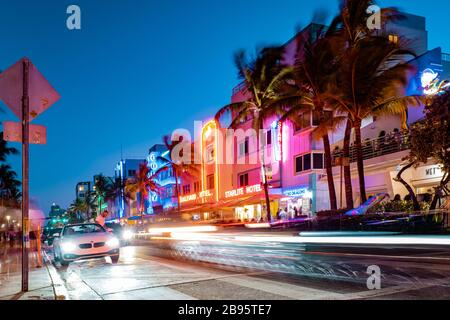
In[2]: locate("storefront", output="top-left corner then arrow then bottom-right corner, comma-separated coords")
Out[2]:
390,163 -> 448,204
221,184 -> 282,221
280,186 -> 313,217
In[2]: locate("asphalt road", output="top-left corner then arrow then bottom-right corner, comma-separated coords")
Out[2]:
45,232 -> 450,300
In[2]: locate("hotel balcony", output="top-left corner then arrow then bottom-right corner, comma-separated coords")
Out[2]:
331,130 -> 411,166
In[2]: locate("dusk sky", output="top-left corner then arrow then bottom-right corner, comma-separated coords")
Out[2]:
0,0 -> 449,213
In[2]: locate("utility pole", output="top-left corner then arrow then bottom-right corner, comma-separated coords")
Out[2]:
21,58 -> 30,292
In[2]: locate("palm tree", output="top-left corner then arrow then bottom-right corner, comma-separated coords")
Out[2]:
125,163 -> 161,216
0,132 -> 19,162
90,174 -> 115,218
69,198 -> 95,222
111,176 -> 134,218
321,0 -> 408,208
330,35 -> 422,204
321,0 -> 423,204
0,164 -> 21,205
215,46 -> 293,221
275,25 -> 344,211
157,135 -> 199,214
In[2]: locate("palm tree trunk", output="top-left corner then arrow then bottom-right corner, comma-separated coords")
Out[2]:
354,121 -> 367,204
262,166 -> 272,222
323,133 -> 337,211
343,119 -> 354,209
430,174 -> 449,210
395,162 -> 421,211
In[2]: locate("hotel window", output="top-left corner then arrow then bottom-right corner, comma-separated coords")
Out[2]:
266,129 -> 272,146
239,173 -> 249,187
313,153 -> 324,169
389,34 -> 399,44
182,184 -> 191,195
295,156 -> 303,173
207,174 -> 215,190
128,170 -> 136,177
303,154 -> 312,171
206,145 -> 215,163
295,153 -> 324,173
194,181 -> 200,193
295,112 -> 312,131
239,138 -> 249,156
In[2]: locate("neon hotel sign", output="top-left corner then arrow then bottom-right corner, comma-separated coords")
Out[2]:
225,184 -> 262,199
180,190 -> 213,204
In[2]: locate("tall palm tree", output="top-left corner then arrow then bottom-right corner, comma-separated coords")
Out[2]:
69,197 -> 95,222
324,0 -> 407,208
275,25 -> 344,211
68,199 -> 86,223
331,35 -> 422,204
90,174 -> 115,218
157,135 -> 199,214
215,46 -> 293,221
125,163 -> 161,216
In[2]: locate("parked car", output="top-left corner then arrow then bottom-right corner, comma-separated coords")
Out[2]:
53,223 -> 120,266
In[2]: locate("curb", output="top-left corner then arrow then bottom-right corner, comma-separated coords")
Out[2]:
42,250 -> 70,300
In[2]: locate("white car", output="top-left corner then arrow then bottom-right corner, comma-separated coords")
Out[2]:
53,223 -> 120,266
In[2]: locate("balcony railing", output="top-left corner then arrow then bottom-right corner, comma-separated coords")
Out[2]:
332,131 -> 410,166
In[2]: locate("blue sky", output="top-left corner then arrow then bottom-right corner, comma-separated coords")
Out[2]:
0,0 -> 449,212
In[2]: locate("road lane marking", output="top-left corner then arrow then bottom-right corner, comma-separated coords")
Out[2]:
324,276 -> 450,300
306,251 -> 450,262
218,275 -> 344,300
103,286 -> 197,300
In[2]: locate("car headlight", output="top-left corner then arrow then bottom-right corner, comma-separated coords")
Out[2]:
61,242 -> 77,252
106,237 -> 120,247
122,230 -> 133,240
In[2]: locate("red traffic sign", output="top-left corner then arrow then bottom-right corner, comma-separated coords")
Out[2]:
0,58 -> 60,121
3,121 -> 47,145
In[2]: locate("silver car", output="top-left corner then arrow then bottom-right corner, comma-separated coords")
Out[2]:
53,223 -> 120,266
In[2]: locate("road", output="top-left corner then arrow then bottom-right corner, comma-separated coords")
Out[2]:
44,230 -> 450,300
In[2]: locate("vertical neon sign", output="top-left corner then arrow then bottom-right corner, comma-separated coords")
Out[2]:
273,121 -> 282,162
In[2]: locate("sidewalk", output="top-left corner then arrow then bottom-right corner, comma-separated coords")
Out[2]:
0,242 -> 56,300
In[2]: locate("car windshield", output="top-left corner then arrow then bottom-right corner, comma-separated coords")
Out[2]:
63,224 -> 105,235
45,228 -> 62,236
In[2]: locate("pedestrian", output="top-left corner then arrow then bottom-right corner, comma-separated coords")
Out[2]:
95,210 -> 109,227
9,230 -> 15,248
288,207 -> 295,220
279,208 -> 287,221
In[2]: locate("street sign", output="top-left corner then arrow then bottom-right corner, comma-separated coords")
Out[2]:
3,121 -> 47,145
0,57 -> 59,293
0,57 -> 60,121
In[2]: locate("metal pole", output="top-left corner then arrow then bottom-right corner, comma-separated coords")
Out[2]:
340,162 -> 343,209
21,58 -> 30,292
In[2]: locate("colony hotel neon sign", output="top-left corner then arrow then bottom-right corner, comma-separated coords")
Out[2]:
225,184 -> 263,199
180,190 -> 213,204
